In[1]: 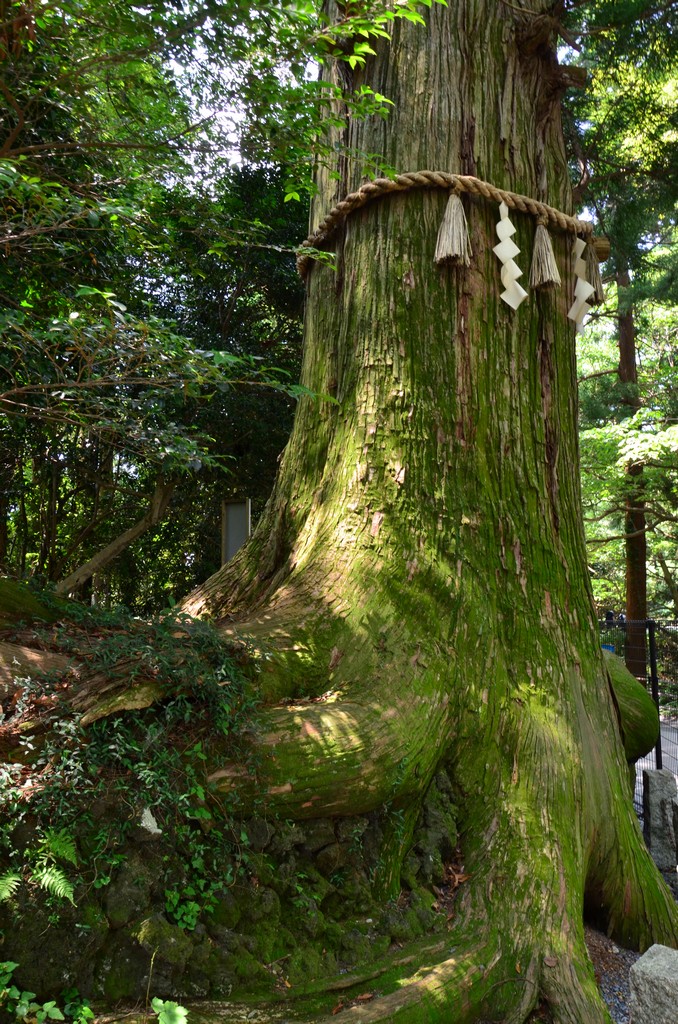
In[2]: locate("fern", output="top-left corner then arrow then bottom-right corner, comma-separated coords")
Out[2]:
32,865 -> 75,904
40,829 -> 78,867
0,871 -> 22,902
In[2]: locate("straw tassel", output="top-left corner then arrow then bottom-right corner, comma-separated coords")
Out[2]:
529,216 -> 561,290
434,190 -> 471,266
567,236 -> 595,331
585,238 -> 605,304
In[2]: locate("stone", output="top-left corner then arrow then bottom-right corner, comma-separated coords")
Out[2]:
243,885 -> 280,923
245,816 -> 273,852
642,769 -> 678,871
315,841 -> 347,876
629,943 -> 678,1024
0,897 -> 108,1000
131,913 -> 195,968
335,816 -> 369,845
104,850 -> 157,928
300,818 -> 336,853
209,890 -> 242,931
267,821 -> 306,856
286,944 -> 325,985
96,928 -> 154,1001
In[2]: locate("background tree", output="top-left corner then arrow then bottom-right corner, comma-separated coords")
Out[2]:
0,0 -> 312,604
1,0 -> 428,605
564,0 -> 678,654
579,291 -> 678,619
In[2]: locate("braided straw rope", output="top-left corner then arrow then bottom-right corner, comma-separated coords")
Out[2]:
297,170 -> 605,278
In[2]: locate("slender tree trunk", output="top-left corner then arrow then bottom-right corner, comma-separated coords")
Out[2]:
0,475 -> 11,569
18,469 -> 28,575
184,4 -> 678,1021
617,270 -> 647,678
54,475 -> 176,597
37,453 -> 59,577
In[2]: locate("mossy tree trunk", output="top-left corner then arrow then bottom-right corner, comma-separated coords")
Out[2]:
184,3 -> 678,1021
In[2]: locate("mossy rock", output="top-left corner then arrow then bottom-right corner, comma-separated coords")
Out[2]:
210,889 -> 242,931
321,873 -> 374,920
286,943 -> 336,986
378,902 -> 424,944
413,839 -> 445,885
97,929 -> 152,1001
400,852 -> 422,890
245,851 -> 277,887
338,928 -> 374,964
290,895 -> 326,939
315,842 -> 347,876
242,920 -> 295,963
603,648 -> 660,761
104,850 -> 159,929
0,893 -> 109,1000
299,818 -> 336,853
227,946 -> 276,992
409,888 -> 438,930
240,884 -> 281,924
244,816 -> 274,852
131,913 -> 195,968
199,948 -> 239,996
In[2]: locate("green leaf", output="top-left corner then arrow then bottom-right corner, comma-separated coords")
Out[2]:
32,865 -> 75,904
41,829 -> 78,866
0,872 -> 22,902
42,1002 -> 65,1020
151,997 -> 189,1024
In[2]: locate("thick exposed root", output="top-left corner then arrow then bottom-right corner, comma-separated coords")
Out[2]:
298,787 -> 648,1024
0,640 -> 76,698
207,688 -> 453,820
584,745 -> 678,951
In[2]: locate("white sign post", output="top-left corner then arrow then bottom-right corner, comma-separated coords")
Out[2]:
221,498 -> 252,565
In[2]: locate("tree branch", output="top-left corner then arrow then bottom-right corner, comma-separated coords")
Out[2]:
54,475 -> 177,596
577,368 -> 618,384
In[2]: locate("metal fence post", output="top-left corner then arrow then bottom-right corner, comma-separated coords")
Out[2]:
647,619 -> 663,771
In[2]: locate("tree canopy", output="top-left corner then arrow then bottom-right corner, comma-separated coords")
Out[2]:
563,0 -> 678,616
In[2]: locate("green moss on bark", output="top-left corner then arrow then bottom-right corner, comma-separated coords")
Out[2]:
604,648 -> 660,761
0,578 -> 65,627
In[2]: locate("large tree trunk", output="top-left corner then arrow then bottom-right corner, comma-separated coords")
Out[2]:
184,3 -> 678,1021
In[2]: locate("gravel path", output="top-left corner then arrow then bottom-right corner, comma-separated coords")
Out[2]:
586,869 -> 678,1024
585,927 -> 640,1024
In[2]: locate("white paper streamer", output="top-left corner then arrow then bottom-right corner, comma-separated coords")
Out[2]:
567,237 -> 595,331
493,202 -> 528,310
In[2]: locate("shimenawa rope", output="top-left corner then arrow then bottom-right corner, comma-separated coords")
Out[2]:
296,170 -> 607,279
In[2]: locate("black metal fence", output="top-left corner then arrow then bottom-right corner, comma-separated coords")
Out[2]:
599,619 -> 678,813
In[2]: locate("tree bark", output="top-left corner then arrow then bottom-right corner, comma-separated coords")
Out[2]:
182,3 -> 678,1021
54,475 -> 176,597
0,640 -> 76,700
